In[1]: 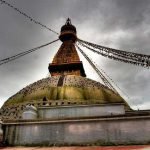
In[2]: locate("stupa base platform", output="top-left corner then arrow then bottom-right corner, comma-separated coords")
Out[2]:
2,114 -> 150,146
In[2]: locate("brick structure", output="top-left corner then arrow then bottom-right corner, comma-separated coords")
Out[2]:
49,18 -> 86,77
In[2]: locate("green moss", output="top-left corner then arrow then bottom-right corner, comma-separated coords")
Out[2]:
4,94 -> 24,105
3,86 -> 127,108
49,87 -> 57,99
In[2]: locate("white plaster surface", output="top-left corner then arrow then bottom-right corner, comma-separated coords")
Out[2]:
38,104 -> 125,119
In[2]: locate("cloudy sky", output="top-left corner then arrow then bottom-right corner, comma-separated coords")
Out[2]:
0,0 -> 150,110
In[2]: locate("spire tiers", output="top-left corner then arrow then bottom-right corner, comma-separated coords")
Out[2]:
59,18 -> 77,43
48,19 -> 86,77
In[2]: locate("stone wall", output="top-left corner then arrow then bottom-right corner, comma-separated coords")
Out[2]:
38,104 -> 125,119
3,116 -> 150,146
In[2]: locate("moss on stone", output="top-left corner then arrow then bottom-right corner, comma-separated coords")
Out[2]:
3,75 -> 130,110
4,86 -> 125,107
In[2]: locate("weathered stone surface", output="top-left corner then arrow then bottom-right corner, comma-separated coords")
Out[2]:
38,104 -> 125,119
22,105 -> 38,120
3,116 -> 150,146
3,75 -> 125,107
1,75 -> 129,120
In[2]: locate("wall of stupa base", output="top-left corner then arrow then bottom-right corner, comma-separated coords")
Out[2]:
3,116 -> 150,146
38,104 -> 125,120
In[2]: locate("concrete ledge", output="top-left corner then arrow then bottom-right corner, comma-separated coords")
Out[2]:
38,103 -> 126,109
3,115 -> 150,125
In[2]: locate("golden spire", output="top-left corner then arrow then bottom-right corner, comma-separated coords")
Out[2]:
49,19 -> 86,77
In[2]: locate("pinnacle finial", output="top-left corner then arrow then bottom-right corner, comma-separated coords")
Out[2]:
66,18 -> 71,25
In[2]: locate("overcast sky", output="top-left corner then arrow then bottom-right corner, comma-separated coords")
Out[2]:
0,0 -> 150,110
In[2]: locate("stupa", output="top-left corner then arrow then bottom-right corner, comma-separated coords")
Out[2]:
0,18 -> 129,120
0,19 -> 149,146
